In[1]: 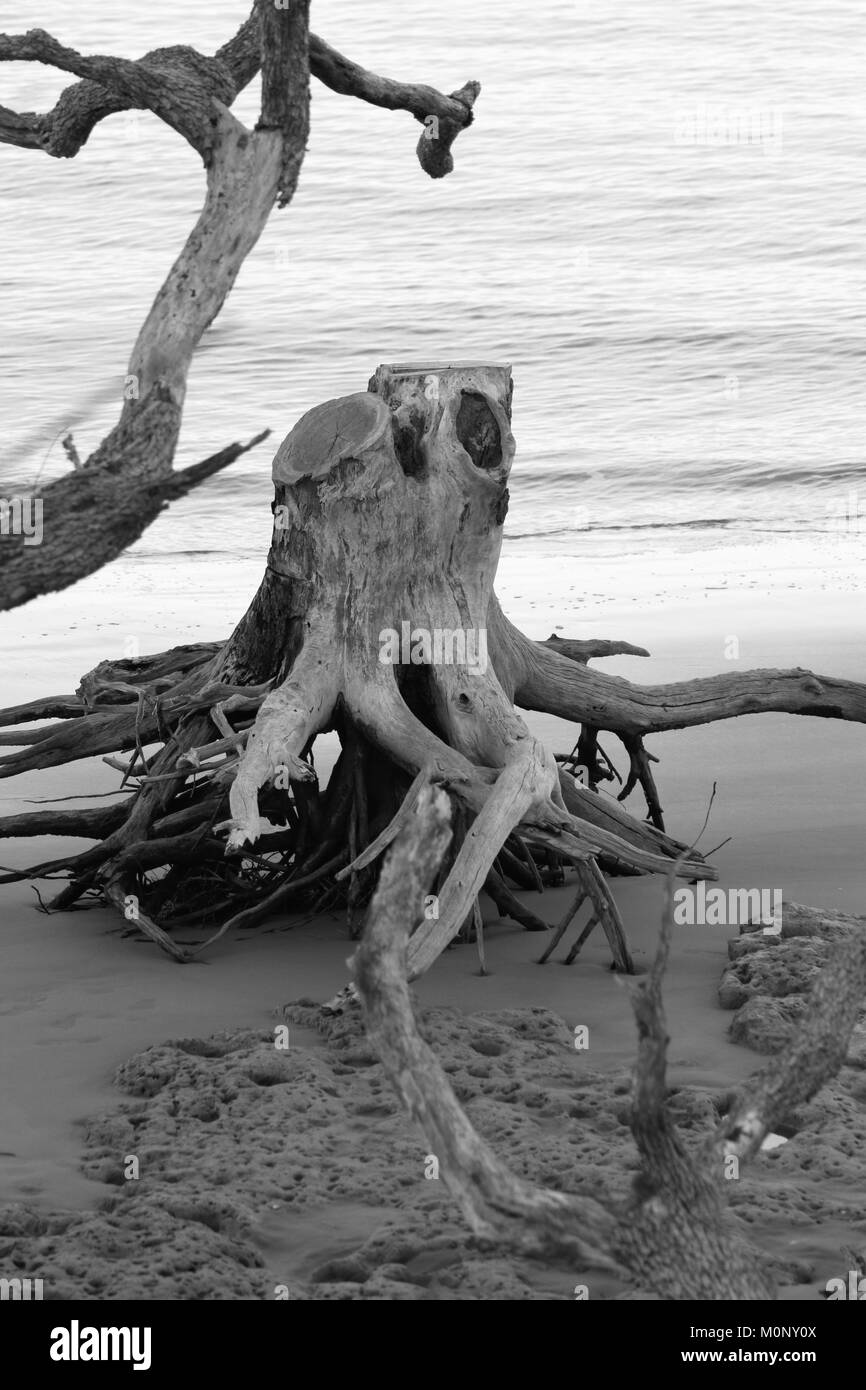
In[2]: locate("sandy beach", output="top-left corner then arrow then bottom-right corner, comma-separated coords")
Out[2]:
2,533 -> 864,1298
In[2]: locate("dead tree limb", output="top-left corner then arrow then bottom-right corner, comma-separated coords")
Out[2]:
495,601 -> 866,733
0,5 -> 479,609
353,783 -> 865,1298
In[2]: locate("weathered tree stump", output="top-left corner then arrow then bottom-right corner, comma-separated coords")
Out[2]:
4,361 -> 866,973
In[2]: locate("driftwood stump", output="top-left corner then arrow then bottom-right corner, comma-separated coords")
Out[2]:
3,362 -> 866,972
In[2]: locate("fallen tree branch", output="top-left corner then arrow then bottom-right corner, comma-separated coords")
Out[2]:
352,782 -> 850,1297
256,0 -> 309,208
215,10 -> 478,178
492,602 -> 866,735
541,634 -> 650,664
484,867 -> 550,933
0,9 -> 478,609
0,29 -> 229,157
159,429 -> 271,500
351,784 -> 619,1266
0,416 -> 274,612
0,13 -> 477,177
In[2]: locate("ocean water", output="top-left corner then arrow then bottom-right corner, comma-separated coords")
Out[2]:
0,0 -> 864,585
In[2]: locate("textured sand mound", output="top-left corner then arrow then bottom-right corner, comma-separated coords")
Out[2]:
1,995 -> 862,1299
720,902 -> 866,1059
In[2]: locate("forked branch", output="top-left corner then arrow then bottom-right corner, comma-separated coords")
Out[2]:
353,783 -> 863,1297
0,9 -> 478,176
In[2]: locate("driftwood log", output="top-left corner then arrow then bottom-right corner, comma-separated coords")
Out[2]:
3,361 -> 866,980
0,1 -> 479,608
353,783 -> 866,1299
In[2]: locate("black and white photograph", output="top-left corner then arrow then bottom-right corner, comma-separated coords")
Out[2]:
0,0 -> 863,1352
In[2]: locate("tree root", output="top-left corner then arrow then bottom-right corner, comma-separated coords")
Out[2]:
484,868 -> 550,933
352,783 -> 866,1297
4,362 -> 866,978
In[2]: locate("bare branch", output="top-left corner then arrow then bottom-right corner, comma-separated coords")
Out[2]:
0,100 -> 45,149
353,783 -> 775,1296
1,18 -> 477,177
492,603 -> 866,735
629,858 -> 678,1161
311,40 -> 473,122
0,14 -> 476,605
310,38 -> 479,177
214,8 -> 261,93
216,5 -> 479,173
0,424 -> 271,612
352,783 -> 619,1266
257,0 -> 310,208
0,29 -> 155,100
0,29 -> 234,157
542,634 -> 650,664
160,429 -> 271,500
